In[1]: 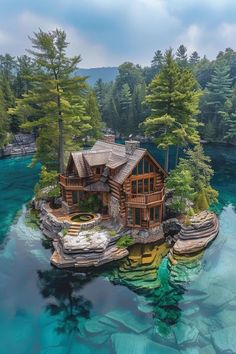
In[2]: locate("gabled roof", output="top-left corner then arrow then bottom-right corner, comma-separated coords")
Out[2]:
70,152 -> 92,178
67,140 -> 167,184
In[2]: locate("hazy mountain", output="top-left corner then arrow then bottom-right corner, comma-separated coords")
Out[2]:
76,67 -> 118,85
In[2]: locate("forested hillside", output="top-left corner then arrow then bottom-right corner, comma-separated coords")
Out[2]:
76,67 -> 118,85
1,43 -> 236,157
94,46 -> 236,144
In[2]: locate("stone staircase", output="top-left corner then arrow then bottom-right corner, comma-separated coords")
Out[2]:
67,223 -> 81,237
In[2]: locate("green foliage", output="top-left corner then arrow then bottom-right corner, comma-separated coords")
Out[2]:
176,44 -> 188,68
108,230 -> 117,237
9,29 -> 94,173
35,166 -> 60,199
166,165 -> 195,214
116,235 -> 134,248
25,208 -> 40,229
62,227 -> 69,236
167,144 -> 218,214
141,49 -> 201,171
79,195 -> 102,213
200,60 -> 233,141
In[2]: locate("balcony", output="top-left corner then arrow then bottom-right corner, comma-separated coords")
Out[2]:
127,188 -> 164,207
59,175 -> 83,189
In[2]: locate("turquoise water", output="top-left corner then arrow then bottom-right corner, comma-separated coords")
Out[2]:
0,145 -> 236,353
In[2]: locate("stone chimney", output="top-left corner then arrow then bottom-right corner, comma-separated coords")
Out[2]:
102,134 -> 115,144
125,140 -> 140,155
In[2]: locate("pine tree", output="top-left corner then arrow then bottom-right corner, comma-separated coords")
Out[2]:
225,112 -> 236,142
85,90 -> 103,140
9,29 -> 93,173
141,49 -> 201,171
176,45 -> 188,68
119,83 -> 132,135
0,84 -> 9,148
166,165 -> 195,214
204,61 -> 233,140
189,51 -> 200,65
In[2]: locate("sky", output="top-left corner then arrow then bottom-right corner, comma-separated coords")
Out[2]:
0,0 -> 236,68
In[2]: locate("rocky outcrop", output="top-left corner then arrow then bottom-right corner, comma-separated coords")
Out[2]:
39,203 -> 70,239
167,211 -> 219,286
172,211 -> 219,256
0,133 -> 36,157
51,232 -> 129,268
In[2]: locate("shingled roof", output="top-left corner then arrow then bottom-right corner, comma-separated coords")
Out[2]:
68,140 -> 166,184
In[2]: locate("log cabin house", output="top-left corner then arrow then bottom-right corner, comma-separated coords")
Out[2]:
59,135 -> 167,228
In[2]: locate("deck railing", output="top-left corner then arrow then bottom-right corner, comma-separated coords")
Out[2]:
127,188 -> 164,205
59,174 -> 81,187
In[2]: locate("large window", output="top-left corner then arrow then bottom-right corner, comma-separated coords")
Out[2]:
127,207 -> 161,227
149,207 -> 160,225
72,191 -> 78,204
130,177 -> 156,194
132,157 -> 157,175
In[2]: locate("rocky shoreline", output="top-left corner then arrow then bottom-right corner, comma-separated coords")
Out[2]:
34,200 -> 219,269
0,133 -> 36,158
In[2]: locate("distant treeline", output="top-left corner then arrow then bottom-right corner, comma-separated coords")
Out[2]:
94,45 -> 236,144
1,45 -> 236,149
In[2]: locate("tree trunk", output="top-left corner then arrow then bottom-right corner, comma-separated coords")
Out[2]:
56,83 -> 64,174
58,114 -> 64,174
175,145 -> 180,167
164,147 -> 169,172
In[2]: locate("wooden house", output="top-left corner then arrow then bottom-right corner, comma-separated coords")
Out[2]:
59,135 -> 167,228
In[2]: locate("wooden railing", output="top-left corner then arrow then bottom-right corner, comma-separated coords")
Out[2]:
127,189 -> 164,205
59,174 -> 81,187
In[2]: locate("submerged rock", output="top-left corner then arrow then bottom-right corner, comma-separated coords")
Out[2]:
111,333 -> 179,354
211,325 -> 236,353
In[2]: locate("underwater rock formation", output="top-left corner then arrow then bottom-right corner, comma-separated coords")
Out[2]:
110,243 -> 169,290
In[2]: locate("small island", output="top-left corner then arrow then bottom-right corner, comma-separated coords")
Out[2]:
34,135 -> 219,269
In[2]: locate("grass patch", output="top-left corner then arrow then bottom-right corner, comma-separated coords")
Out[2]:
116,235 -> 134,248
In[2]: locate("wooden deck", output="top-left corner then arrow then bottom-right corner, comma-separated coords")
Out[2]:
127,189 -> 164,207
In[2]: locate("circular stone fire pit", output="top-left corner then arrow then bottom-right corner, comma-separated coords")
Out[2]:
71,213 -> 95,223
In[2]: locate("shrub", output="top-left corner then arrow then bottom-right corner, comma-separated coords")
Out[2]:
116,235 -> 134,248
79,195 -> 102,213
108,230 -> 117,237
25,208 -> 40,229
35,166 -> 60,199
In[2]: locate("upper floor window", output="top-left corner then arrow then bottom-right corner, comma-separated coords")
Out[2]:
132,157 -> 157,176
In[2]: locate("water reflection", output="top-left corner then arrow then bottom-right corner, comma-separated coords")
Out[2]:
38,269 -> 92,335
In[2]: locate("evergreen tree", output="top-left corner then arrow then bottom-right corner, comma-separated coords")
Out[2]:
176,45 -> 188,67
0,84 -> 9,148
151,50 -> 164,69
225,112 -> 236,142
141,49 -> 201,171
119,83 -> 132,135
10,29 -> 93,172
189,51 -> 200,65
180,145 -> 218,209
166,165 -> 195,214
85,90 -> 103,140
203,61 -> 233,140
14,55 -> 34,98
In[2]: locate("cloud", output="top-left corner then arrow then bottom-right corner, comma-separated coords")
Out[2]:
0,30 -> 12,45
1,1 -> 236,66
0,11 -> 112,67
